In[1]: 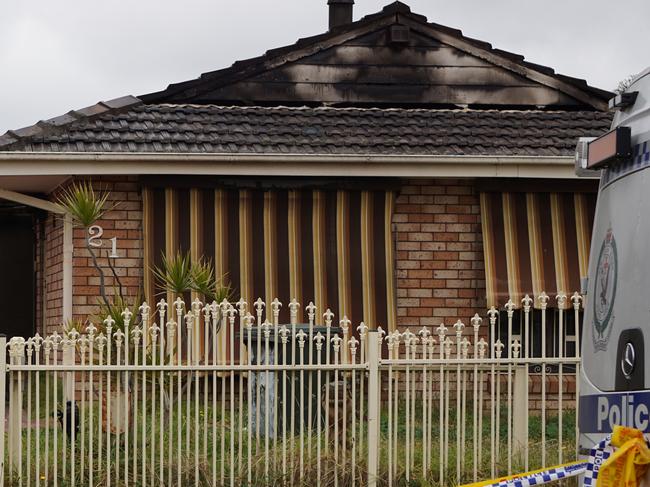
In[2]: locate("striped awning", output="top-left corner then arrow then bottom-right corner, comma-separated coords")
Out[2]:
480,191 -> 596,309
142,184 -> 396,331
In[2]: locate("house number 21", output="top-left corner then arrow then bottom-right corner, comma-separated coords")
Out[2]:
88,225 -> 119,258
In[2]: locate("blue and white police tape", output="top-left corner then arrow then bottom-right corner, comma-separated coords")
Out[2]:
462,461 -> 588,487
462,433 -> 614,487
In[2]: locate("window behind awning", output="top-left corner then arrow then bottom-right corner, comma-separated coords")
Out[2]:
480,191 -> 596,309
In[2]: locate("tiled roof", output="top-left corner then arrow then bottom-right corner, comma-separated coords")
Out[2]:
0,104 -> 612,156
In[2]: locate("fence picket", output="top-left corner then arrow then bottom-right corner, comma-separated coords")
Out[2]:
1,292 -> 583,486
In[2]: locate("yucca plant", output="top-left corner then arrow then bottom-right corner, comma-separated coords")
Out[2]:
95,288 -> 143,334
191,257 -> 232,303
153,252 -> 231,303
153,251 -> 194,297
56,180 -> 111,227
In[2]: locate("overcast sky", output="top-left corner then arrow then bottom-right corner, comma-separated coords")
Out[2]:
1,0 -> 648,134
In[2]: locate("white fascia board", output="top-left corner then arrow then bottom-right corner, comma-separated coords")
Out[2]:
0,152 -> 588,179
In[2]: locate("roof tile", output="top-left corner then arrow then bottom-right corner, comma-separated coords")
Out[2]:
1,104 -> 612,157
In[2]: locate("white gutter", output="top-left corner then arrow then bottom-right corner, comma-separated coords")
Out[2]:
0,189 -> 73,326
0,152 -> 586,179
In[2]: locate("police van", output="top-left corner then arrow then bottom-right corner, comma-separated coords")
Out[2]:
578,67 -> 650,454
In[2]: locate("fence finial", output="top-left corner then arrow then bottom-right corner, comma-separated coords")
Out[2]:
454,320 -> 465,337
461,337 -> 471,358
192,298 -> 203,315
571,292 -> 583,310
236,298 -> 247,315
131,325 -> 143,345
339,316 -> 350,334
487,306 -> 498,325
331,334 -> 343,353
306,302 -> 317,324
471,313 -> 482,331
243,312 -> 254,330
296,329 -> 307,348
348,336 -> 359,356
139,301 -> 151,318
279,325 -> 290,344
323,308 -> 335,327
538,292 -> 549,309
435,323 -> 447,340
157,299 -> 168,321
173,297 -> 184,317
122,308 -> 133,326
184,312 -> 193,331
444,337 -> 453,358
494,339 -> 505,359
314,332 -> 325,351
477,337 -> 487,358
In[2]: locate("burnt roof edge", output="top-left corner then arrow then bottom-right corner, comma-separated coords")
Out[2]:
140,3 -> 612,109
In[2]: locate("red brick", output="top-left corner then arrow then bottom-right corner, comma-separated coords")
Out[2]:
408,213 -> 435,223
408,251 -> 433,260
421,242 -> 446,251
434,214 -> 458,223
395,223 -> 420,232
408,232 -> 433,242
433,270 -> 458,279
408,195 -> 434,204
408,270 -> 433,279
407,307 -> 433,317
397,241 -> 420,251
397,279 -> 420,288
407,288 -> 432,298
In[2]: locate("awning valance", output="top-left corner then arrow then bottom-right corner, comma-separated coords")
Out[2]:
480,191 -> 596,309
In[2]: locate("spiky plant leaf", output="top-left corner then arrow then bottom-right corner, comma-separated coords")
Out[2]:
56,181 -> 111,227
190,257 -> 215,297
94,289 -> 143,333
190,257 -> 232,303
152,251 -> 193,296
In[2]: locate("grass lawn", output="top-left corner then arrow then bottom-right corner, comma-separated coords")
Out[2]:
5,374 -> 579,486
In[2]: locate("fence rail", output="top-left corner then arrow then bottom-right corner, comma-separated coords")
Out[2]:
0,292 -> 582,486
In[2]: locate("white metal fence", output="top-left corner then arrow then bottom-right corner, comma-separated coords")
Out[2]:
0,293 -> 582,486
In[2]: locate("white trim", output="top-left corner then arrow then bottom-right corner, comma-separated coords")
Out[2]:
62,213 -> 73,323
0,152 -> 587,179
0,188 -> 65,214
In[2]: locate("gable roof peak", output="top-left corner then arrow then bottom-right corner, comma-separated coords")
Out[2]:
382,1 -> 412,14
138,2 -> 610,110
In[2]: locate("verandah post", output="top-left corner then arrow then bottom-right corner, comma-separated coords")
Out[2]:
367,330 -> 380,487
0,334 -> 6,485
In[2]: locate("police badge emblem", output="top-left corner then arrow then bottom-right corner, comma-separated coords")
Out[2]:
593,228 -> 617,351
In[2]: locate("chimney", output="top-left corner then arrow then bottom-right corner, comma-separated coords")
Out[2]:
328,0 -> 354,30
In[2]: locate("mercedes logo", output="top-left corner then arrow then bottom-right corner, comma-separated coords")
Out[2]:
621,342 -> 636,379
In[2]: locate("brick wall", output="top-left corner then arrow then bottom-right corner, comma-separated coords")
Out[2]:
42,212 -> 64,334
40,176 -> 487,333
71,176 -> 144,323
394,179 -> 486,331
39,176 -> 144,334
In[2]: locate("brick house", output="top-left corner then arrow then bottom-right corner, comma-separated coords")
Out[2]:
0,1 -> 611,352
